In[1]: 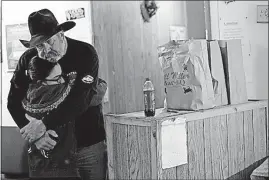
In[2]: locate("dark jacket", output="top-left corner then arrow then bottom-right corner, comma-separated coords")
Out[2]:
7,37 -> 106,148
23,73 -> 83,178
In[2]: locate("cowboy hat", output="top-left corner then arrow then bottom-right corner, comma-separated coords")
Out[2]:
20,9 -> 76,48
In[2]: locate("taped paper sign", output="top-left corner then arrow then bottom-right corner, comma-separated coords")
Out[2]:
169,26 -> 188,41
66,8 -> 85,21
161,117 -> 187,169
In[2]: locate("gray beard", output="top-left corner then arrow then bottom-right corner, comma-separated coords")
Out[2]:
46,36 -> 68,63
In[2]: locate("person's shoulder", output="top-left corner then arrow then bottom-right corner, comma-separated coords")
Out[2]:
67,37 -> 96,55
66,71 -> 77,84
19,48 -> 37,65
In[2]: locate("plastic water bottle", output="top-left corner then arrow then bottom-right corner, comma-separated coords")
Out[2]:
143,78 -> 155,117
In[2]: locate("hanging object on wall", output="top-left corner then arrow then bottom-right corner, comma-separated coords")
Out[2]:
257,5 -> 268,23
140,0 -> 158,23
224,0 -> 235,5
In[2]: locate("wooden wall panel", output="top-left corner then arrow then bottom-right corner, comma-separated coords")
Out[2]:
176,164 -> 189,179
90,1 -> 112,113
210,115 -> 229,179
91,1 -> 116,113
107,101 -> 268,180
111,123 -> 153,179
104,117 -> 115,179
142,18 -> 165,114
162,167 -> 177,180
91,1 -> 165,114
227,112 -> 245,177
204,118 -> 213,179
204,116 -> 229,179
243,110 -> 255,167
187,120 -> 205,179
161,107 -> 268,180
128,125 -> 152,179
253,108 -> 267,161
113,124 -> 129,179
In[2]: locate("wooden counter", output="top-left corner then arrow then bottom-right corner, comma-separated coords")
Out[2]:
104,100 -> 268,179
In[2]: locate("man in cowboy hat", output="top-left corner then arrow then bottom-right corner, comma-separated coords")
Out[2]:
7,9 -> 107,179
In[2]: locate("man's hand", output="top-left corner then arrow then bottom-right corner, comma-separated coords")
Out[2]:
20,114 -> 46,143
34,130 -> 58,151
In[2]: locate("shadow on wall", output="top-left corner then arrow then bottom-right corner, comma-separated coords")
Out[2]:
253,44 -> 268,99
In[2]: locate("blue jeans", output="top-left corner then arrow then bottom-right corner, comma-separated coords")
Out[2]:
76,141 -> 107,180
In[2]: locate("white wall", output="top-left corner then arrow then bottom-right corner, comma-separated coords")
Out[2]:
156,1 -> 187,46
210,1 -> 268,100
185,1 -> 206,39
1,1 -> 93,126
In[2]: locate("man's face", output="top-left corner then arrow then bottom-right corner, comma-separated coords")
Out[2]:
35,31 -> 67,63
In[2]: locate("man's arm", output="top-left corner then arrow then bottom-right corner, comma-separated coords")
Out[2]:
20,44 -> 100,142
7,51 -> 32,128
41,45 -> 99,130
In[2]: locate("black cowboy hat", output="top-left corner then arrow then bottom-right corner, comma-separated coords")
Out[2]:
20,9 -> 76,48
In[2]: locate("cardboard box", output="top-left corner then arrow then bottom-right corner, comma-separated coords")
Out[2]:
218,39 -> 248,104
207,40 -> 228,106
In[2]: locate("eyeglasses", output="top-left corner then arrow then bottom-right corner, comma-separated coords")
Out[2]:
45,74 -> 63,84
35,35 -> 56,50
35,31 -> 63,50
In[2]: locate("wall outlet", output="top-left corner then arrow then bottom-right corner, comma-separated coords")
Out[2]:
257,5 -> 268,23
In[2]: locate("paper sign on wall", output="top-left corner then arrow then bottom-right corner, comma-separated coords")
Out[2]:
161,117 -> 188,169
65,8 -> 85,21
5,23 -> 30,71
169,26 -> 188,41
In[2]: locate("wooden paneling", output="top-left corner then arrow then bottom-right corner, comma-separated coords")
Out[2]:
113,124 -> 129,179
204,116 -> 229,179
91,1 -> 165,114
91,1 -> 113,113
104,116 -> 115,179
253,108 -> 267,161
243,110 -> 255,167
187,120 -> 205,179
161,167 -> 177,180
227,112 -> 245,176
141,4 -> 165,114
109,122 -> 152,179
176,164 -> 189,179
204,117 -> 213,179
128,125 -> 151,179
106,101 -> 268,179
211,115 -> 229,179
150,122 -> 158,180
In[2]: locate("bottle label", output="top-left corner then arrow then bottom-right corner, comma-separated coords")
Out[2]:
144,90 -> 155,111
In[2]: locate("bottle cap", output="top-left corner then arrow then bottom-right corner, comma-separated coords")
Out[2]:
146,78 -> 150,81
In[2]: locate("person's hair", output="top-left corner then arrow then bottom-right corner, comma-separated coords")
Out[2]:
28,56 -> 55,81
